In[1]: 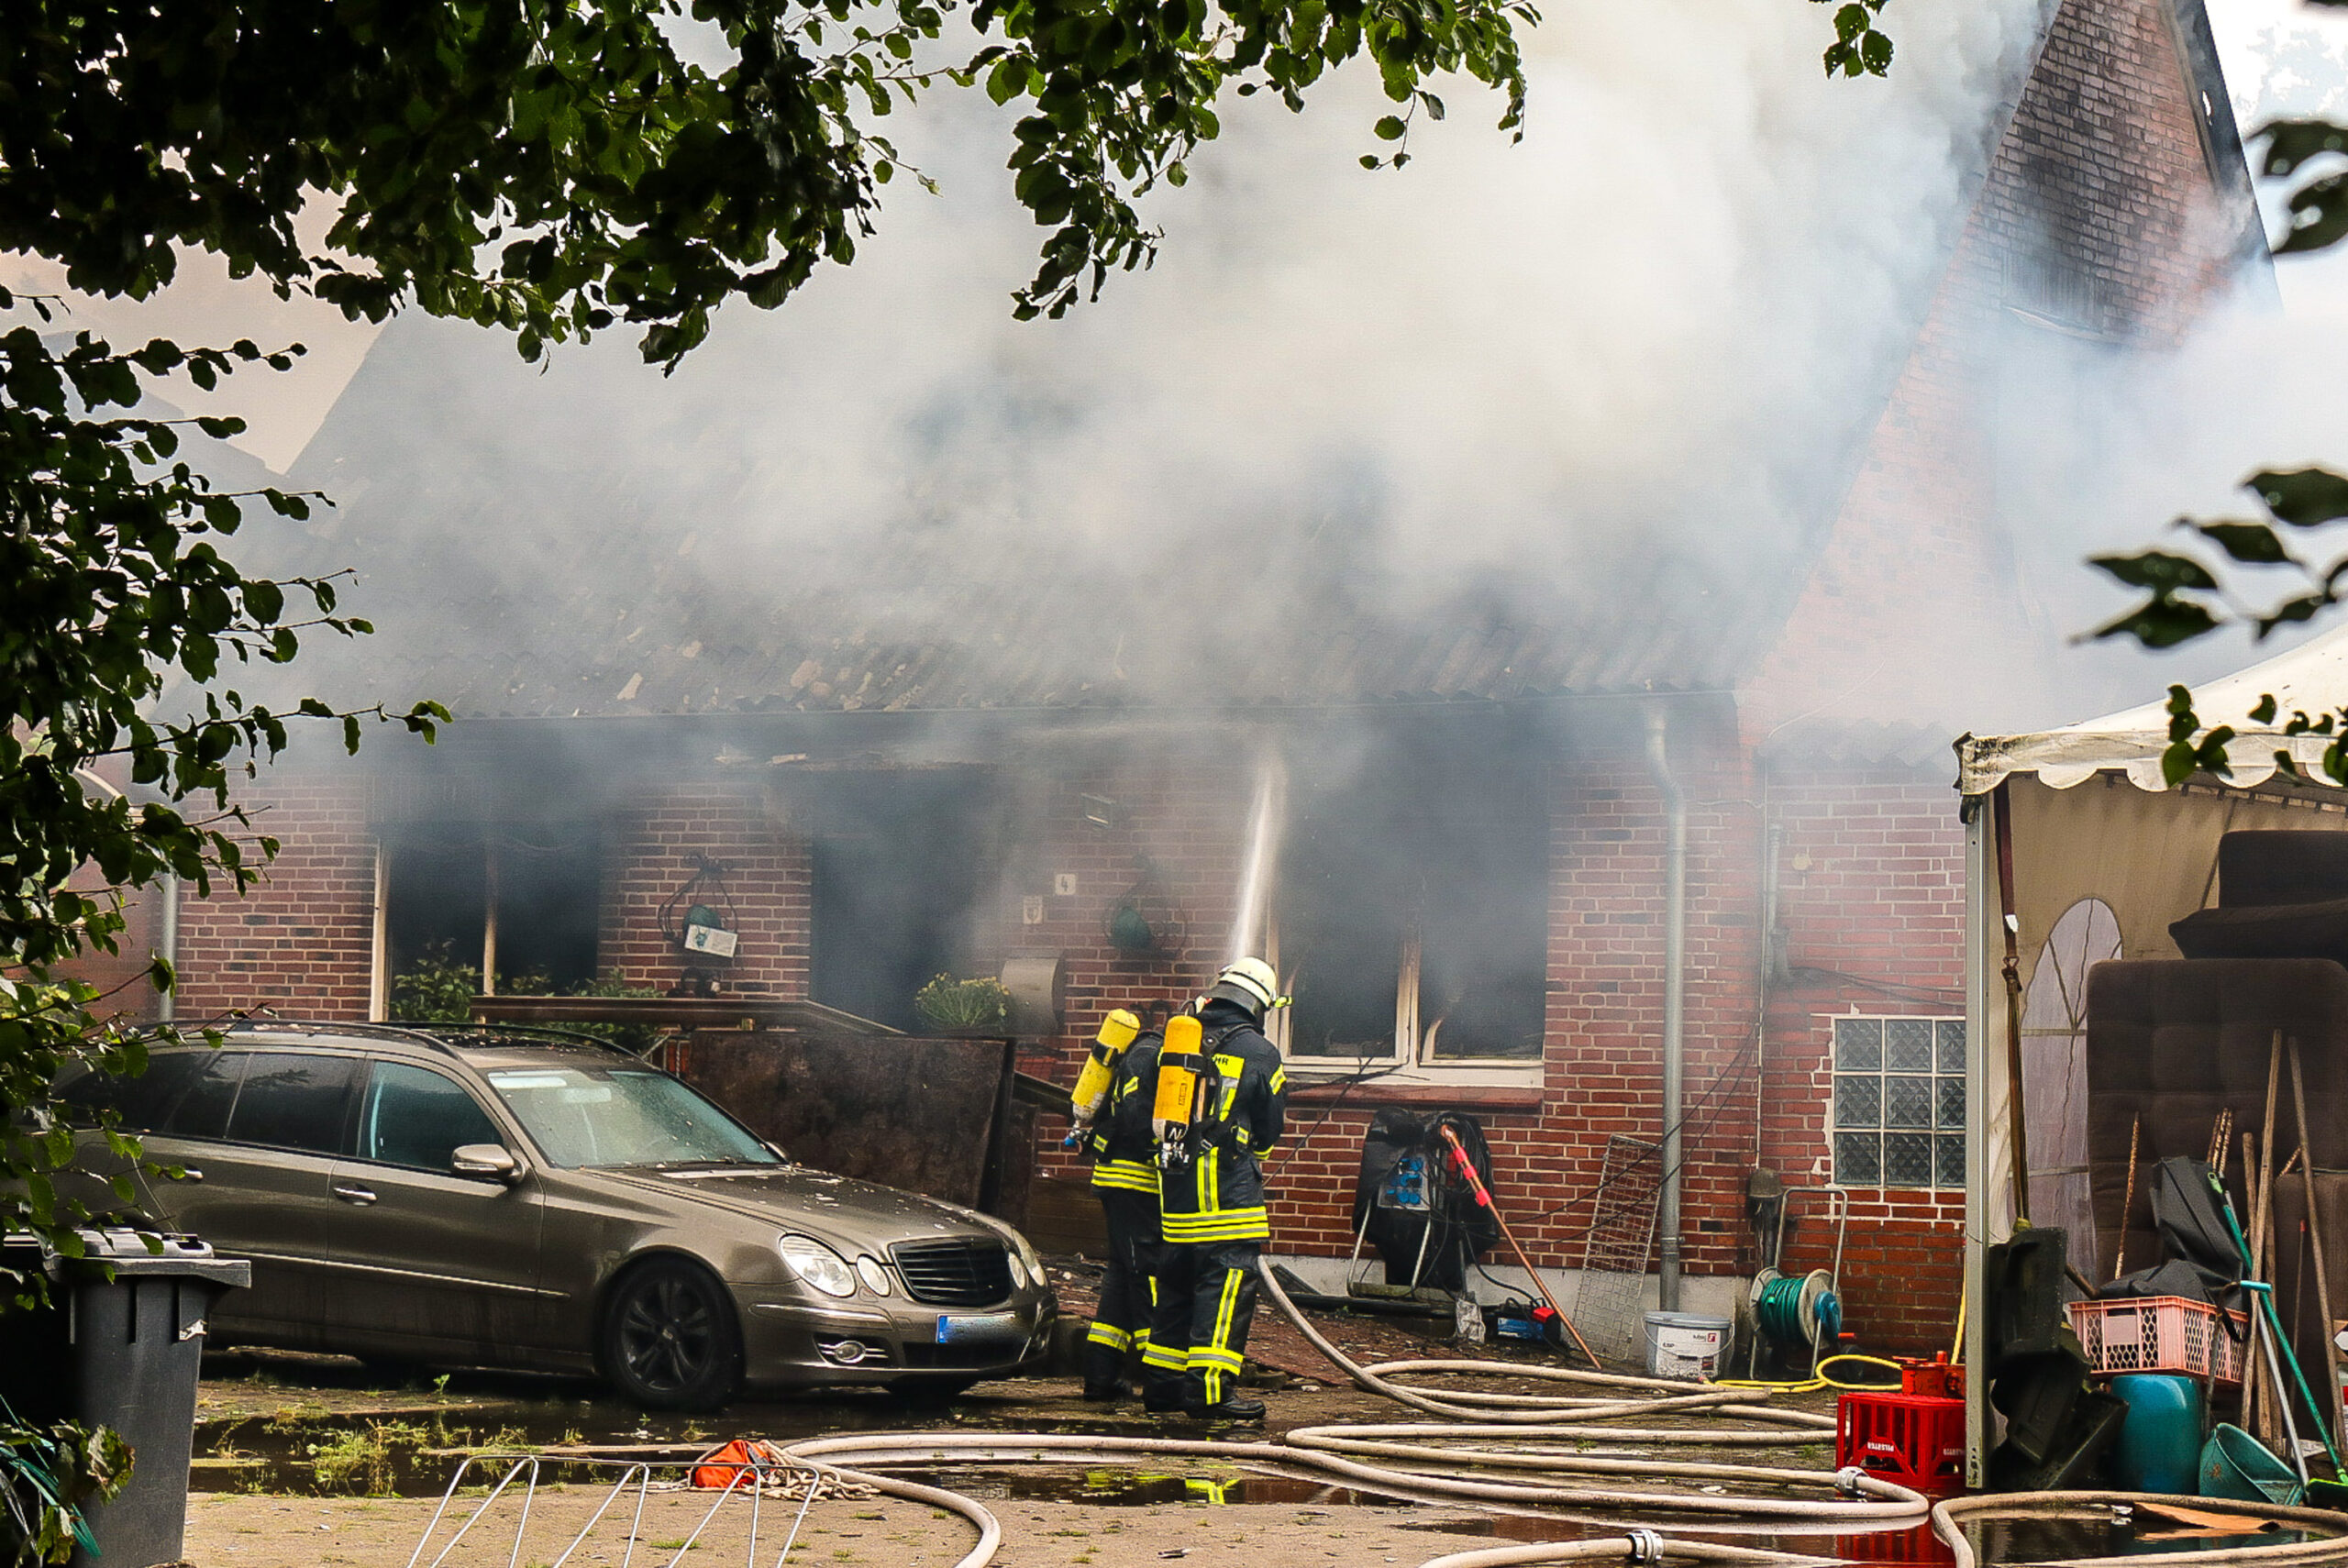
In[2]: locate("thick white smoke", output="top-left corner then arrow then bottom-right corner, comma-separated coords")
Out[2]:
271,0 -> 2057,717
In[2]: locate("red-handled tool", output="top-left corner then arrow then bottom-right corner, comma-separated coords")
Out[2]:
1437,1124 -> 1601,1370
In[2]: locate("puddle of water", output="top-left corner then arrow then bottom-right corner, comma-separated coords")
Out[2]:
886,1465 -> 1423,1510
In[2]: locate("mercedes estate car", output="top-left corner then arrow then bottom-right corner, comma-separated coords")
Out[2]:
52,1022 -> 1054,1408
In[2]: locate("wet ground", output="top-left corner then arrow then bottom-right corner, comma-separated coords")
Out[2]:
178,1294 -> 2332,1567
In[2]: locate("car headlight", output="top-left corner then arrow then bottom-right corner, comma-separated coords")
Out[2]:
779,1235 -> 856,1297
1005,1251 -> 1030,1290
1010,1231 -> 1044,1287
855,1255 -> 892,1297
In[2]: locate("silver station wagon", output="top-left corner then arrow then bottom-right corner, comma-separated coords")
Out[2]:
54,1022 -> 1054,1408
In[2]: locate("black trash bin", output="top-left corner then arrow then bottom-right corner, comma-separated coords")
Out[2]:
0,1229 -> 249,1568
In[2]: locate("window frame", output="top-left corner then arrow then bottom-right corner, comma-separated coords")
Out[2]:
1270,916 -> 1545,1086
1825,1013 -> 1966,1191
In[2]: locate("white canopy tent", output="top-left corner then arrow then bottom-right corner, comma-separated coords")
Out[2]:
1954,624 -> 2348,1481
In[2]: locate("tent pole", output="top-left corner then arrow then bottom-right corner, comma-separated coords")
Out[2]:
1992,781 -> 2032,1226
1963,794 -> 1993,1488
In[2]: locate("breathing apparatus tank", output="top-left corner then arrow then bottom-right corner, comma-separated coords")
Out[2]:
1065,1008 -> 1142,1147
1152,1013 -> 1205,1169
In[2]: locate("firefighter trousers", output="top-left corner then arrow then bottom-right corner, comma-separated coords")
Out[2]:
1082,1188 -> 1160,1390
1146,1238 -> 1260,1407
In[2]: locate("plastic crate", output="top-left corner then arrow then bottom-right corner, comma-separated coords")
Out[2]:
2066,1296 -> 2247,1386
1836,1390 -> 1967,1497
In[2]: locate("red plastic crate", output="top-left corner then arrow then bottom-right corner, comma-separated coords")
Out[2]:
1836,1390 -> 1966,1497
2066,1296 -> 2246,1386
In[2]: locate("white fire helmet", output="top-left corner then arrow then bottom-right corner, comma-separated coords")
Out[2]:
1205,956 -> 1288,1015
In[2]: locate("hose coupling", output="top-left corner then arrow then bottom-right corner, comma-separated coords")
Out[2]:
1623,1527 -> 1666,1563
1833,1465 -> 1868,1497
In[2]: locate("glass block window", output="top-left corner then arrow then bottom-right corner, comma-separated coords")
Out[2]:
1830,1016 -> 1966,1190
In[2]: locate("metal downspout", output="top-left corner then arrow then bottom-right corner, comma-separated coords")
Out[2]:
1646,707 -> 1688,1314
157,874 -> 179,1024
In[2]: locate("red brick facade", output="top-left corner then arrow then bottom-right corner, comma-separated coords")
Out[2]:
597,779 -> 813,998
172,772 -> 377,1025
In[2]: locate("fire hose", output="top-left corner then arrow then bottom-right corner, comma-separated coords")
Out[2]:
754,1258 -> 2348,1568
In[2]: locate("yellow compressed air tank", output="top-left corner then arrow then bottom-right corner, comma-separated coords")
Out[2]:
1069,1007 -> 1142,1128
1153,1013 -> 1203,1166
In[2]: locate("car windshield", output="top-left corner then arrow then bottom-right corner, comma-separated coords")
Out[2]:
484,1065 -> 780,1170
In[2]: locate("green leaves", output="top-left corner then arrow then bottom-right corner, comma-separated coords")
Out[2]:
1816,0 -> 1893,78
2093,467 -> 2348,651
2251,468 -> 2348,527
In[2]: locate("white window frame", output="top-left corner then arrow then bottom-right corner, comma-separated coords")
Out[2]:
1825,1012 -> 1966,1191
1269,913 -> 1545,1088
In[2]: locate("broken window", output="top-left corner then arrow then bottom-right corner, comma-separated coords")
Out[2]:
1829,1015 -> 1966,1189
804,767 -> 1001,1032
385,822 -> 603,1006
1276,726 -> 1548,1066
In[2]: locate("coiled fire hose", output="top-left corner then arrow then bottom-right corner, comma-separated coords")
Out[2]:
751,1260 -> 2348,1568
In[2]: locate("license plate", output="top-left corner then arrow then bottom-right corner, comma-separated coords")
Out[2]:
936,1312 -> 1023,1344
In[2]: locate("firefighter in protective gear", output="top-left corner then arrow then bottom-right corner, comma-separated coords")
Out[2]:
1077,1010 -> 1161,1402
1145,957 -> 1288,1420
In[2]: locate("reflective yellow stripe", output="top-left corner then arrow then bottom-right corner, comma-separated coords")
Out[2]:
1087,1322 -> 1134,1349
1090,1159 -> 1158,1192
1212,1267 -> 1243,1353
1161,1209 -> 1269,1242
1269,1067 -> 1286,1093
1142,1343 -> 1188,1371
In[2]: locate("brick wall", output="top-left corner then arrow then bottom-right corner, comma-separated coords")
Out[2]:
598,778 -> 811,997
1760,767 -> 1970,1354
173,770 -> 378,1023
1747,0 -> 2249,738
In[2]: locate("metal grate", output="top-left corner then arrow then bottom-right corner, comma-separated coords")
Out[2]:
1567,1134 -> 1664,1366
890,1239 -> 1013,1306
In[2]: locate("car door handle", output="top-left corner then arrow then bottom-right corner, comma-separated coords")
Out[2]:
175,1168 -> 203,1184
332,1184 -> 378,1207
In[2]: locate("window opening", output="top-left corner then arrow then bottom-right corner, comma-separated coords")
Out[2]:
385,821 -> 603,1012
805,768 -> 998,1032
1829,1016 -> 1966,1189
1277,725 -> 1546,1067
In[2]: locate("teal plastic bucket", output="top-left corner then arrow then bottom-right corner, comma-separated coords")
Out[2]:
2109,1375 -> 2203,1494
2199,1422 -> 2303,1506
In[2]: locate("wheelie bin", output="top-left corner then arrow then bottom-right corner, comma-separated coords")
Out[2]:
1,1229 -> 250,1567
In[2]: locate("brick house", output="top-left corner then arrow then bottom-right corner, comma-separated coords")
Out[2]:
136,0 -> 2261,1357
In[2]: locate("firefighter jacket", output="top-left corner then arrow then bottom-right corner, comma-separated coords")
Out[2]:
1087,1030 -> 1163,1198
1160,1001 -> 1287,1244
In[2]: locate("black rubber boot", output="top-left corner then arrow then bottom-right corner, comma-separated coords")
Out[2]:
1080,1341 -> 1130,1404
1142,1379 -> 1189,1414
1182,1395 -> 1267,1422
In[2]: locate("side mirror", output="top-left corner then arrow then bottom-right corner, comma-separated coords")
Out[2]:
451,1143 -> 523,1185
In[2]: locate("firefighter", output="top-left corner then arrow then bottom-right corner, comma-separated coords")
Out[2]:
1146,957 -> 1289,1421
1073,1007 -> 1162,1402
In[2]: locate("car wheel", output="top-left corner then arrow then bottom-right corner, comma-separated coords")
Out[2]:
600,1258 -> 742,1411
885,1377 -> 980,1403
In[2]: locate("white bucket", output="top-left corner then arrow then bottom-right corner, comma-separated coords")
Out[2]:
1643,1311 -> 1730,1380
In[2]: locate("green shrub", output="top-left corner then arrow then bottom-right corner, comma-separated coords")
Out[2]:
914,975 -> 1012,1032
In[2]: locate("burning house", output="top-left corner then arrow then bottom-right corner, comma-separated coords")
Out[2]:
140,0 -> 2263,1358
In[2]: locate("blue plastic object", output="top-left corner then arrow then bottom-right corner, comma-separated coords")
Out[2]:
2200,1422 -> 2304,1506
2108,1375 -> 2203,1495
